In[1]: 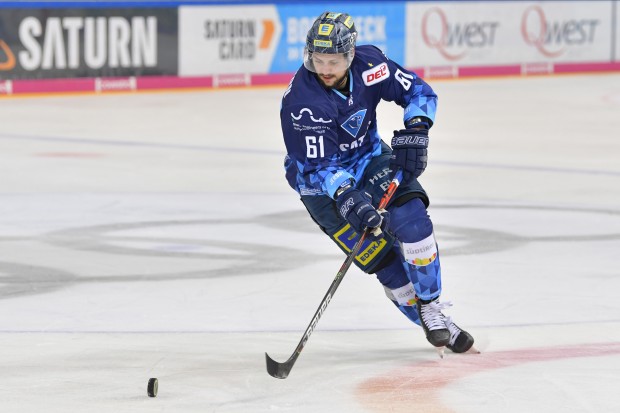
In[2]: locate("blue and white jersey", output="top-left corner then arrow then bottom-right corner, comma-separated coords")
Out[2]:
281,45 -> 437,199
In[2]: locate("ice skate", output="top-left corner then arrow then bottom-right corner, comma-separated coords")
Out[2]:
416,298 -> 450,350
445,316 -> 479,354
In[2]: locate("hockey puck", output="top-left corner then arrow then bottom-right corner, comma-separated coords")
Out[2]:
147,378 -> 158,397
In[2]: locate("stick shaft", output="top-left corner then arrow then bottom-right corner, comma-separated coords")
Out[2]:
265,170 -> 403,379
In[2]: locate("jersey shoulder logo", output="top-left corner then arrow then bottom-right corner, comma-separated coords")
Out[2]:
340,109 -> 367,138
362,62 -> 390,86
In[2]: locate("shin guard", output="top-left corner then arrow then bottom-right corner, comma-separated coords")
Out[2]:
389,198 -> 442,301
383,284 -> 421,326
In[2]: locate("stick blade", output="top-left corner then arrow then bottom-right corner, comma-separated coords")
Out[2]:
265,352 -> 293,379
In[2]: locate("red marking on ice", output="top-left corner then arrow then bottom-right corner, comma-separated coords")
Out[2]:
356,342 -> 620,413
602,92 -> 620,105
35,152 -> 104,158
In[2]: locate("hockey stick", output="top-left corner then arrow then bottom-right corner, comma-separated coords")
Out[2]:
265,170 -> 403,379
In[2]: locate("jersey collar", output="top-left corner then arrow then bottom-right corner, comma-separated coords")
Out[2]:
332,69 -> 353,105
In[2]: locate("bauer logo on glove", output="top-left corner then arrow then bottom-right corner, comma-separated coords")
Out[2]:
392,134 -> 429,147
390,128 -> 429,182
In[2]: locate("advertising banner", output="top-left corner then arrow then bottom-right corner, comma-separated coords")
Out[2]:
616,0 -> 620,62
0,8 -> 178,80
1,1 -> 618,95
406,1 -> 613,68
178,2 -> 406,76
272,3 -> 406,74
178,5 -> 281,77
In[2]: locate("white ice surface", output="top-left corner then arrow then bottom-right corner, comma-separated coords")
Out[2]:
0,73 -> 619,412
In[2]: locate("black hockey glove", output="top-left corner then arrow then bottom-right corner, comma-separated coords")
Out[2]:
336,187 -> 389,235
390,125 -> 429,183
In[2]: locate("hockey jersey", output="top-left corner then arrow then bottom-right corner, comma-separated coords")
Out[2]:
281,45 -> 437,199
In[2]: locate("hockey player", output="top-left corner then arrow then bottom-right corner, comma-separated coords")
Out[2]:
280,11 -> 475,354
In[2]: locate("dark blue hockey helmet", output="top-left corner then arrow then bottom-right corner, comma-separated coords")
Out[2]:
304,12 -> 357,72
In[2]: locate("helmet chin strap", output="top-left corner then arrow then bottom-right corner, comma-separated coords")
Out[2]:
334,72 -> 349,91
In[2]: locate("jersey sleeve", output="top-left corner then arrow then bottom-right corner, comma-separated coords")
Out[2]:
374,48 -> 438,127
280,105 -> 353,198
281,103 -> 354,198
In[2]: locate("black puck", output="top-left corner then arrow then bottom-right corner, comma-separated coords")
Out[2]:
147,378 -> 158,397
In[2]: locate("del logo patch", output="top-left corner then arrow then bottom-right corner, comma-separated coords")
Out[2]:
362,62 -> 390,86
340,109 -> 367,138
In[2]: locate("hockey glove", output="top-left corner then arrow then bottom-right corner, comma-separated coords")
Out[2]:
336,187 -> 389,235
390,127 -> 429,183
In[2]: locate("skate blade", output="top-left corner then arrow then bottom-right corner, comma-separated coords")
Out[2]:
436,346 -> 445,359
466,346 -> 481,354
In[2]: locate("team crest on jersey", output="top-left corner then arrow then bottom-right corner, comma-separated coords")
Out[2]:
362,62 -> 390,86
340,109 -> 367,138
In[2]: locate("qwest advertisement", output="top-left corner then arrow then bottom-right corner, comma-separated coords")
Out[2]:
178,3 -> 406,76
0,8 -> 178,79
406,1 -> 613,67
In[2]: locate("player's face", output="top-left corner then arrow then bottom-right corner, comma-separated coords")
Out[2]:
312,53 -> 349,88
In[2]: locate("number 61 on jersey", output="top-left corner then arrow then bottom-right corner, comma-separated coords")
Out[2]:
305,135 -> 324,158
